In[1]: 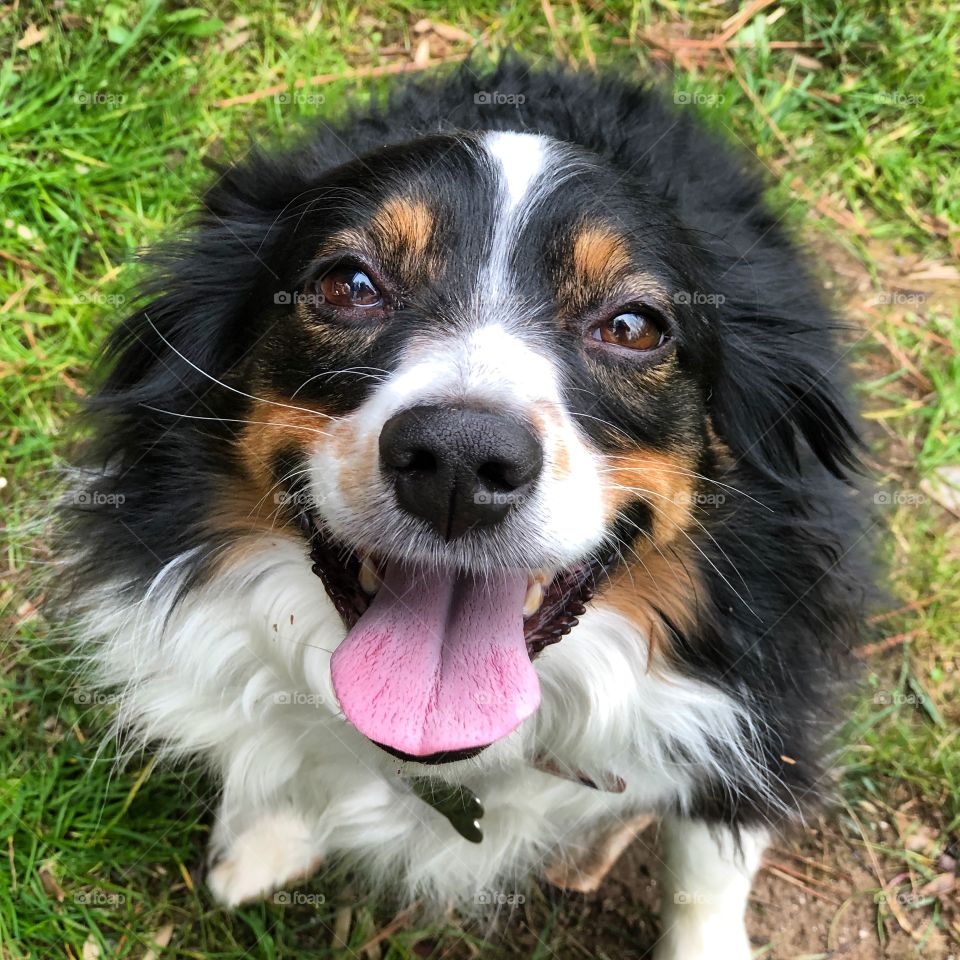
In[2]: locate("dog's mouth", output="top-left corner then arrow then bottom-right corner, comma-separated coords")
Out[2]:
300,512 -> 605,764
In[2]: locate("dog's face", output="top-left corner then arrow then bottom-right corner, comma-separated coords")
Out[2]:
232,131 -> 719,762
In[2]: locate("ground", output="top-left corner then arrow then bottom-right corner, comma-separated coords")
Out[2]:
1,2 -> 958,959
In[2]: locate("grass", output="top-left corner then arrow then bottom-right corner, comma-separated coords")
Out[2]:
1,1 -> 958,957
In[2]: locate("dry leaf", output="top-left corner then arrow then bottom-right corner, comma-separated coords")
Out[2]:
39,865 -> 65,902
82,936 -> 101,960
794,54 -> 823,71
919,873 -> 956,898
430,22 -> 473,43
921,465 -> 960,517
17,23 -> 47,49
903,262 -> 960,282
904,823 -> 940,854
219,30 -> 249,54
412,37 -> 431,67
142,923 -> 174,960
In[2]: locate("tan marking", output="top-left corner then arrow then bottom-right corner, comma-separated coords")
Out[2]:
559,222 -> 669,317
235,397 -> 334,514
706,416 -> 736,471
336,429 -> 378,500
601,536 -> 702,667
371,197 -> 434,264
530,402 -> 571,480
602,448 -> 695,541
572,225 -> 632,287
207,398 -> 338,571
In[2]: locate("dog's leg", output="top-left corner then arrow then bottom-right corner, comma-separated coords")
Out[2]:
653,816 -> 767,960
207,804 -> 325,907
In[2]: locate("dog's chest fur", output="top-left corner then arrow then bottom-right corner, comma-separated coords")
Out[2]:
84,535 -> 760,901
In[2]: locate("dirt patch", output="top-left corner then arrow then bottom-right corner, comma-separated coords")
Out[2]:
487,814 -> 957,959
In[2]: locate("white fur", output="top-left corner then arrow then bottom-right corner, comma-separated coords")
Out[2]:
481,131 -> 549,303
654,818 -> 767,960
310,320 -> 608,574
208,807 -> 321,907
75,533 -> 770,918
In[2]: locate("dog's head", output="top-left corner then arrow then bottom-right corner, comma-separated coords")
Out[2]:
89,123 -> 859,765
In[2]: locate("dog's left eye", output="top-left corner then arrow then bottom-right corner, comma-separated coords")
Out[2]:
591,310 -> 669,351
315,267 -> 382,308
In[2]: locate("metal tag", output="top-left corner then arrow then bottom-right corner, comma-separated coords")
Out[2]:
408,777 -> 484,843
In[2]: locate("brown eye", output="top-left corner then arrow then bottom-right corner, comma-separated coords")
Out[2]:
316,267 -> 382,308
592,311 -> 668,351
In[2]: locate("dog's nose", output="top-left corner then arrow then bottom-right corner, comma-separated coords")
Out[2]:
379,405 -> 543,540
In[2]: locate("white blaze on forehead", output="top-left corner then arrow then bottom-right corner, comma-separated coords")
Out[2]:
481,131 -> 558,306
484,130 -> 550,211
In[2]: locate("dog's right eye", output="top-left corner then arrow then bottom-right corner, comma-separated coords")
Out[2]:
314,266 -> 383,308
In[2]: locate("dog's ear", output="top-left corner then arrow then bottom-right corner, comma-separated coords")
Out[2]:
709,312 -> 864,482
96,167 -> 286,409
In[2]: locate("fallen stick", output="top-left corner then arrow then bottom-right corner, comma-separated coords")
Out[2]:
215,54 -> 469,109
854,628 -> 924,658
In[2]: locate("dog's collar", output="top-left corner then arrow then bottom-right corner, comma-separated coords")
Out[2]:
404,758 -> 626,843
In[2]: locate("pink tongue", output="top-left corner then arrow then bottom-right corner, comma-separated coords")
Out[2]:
330,561 -> 540,757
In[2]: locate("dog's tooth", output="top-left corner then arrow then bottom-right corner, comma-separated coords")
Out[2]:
523,579 -> 544,618
359,557 -> 381,596
531,567 -> 554,587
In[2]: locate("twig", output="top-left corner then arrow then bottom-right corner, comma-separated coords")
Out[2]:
763,858 -> 846,895
541,0 -> 573,63
356,901 -> 422,954
762,863 -> 841,905
717,0 -> 779,45
843,801 -> 917,939
773,847 -> 849,879
868,594 -> 942,624
854,628 -> 924,658
215,55 -> 468,108
720,47 -> 797,158
0,249 -> 51,276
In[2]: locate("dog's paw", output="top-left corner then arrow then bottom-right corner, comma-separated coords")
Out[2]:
652,909 -> 753,960
207,808 -> 322,908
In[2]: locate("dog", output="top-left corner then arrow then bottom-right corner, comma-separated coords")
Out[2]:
58,59 -> 869,958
